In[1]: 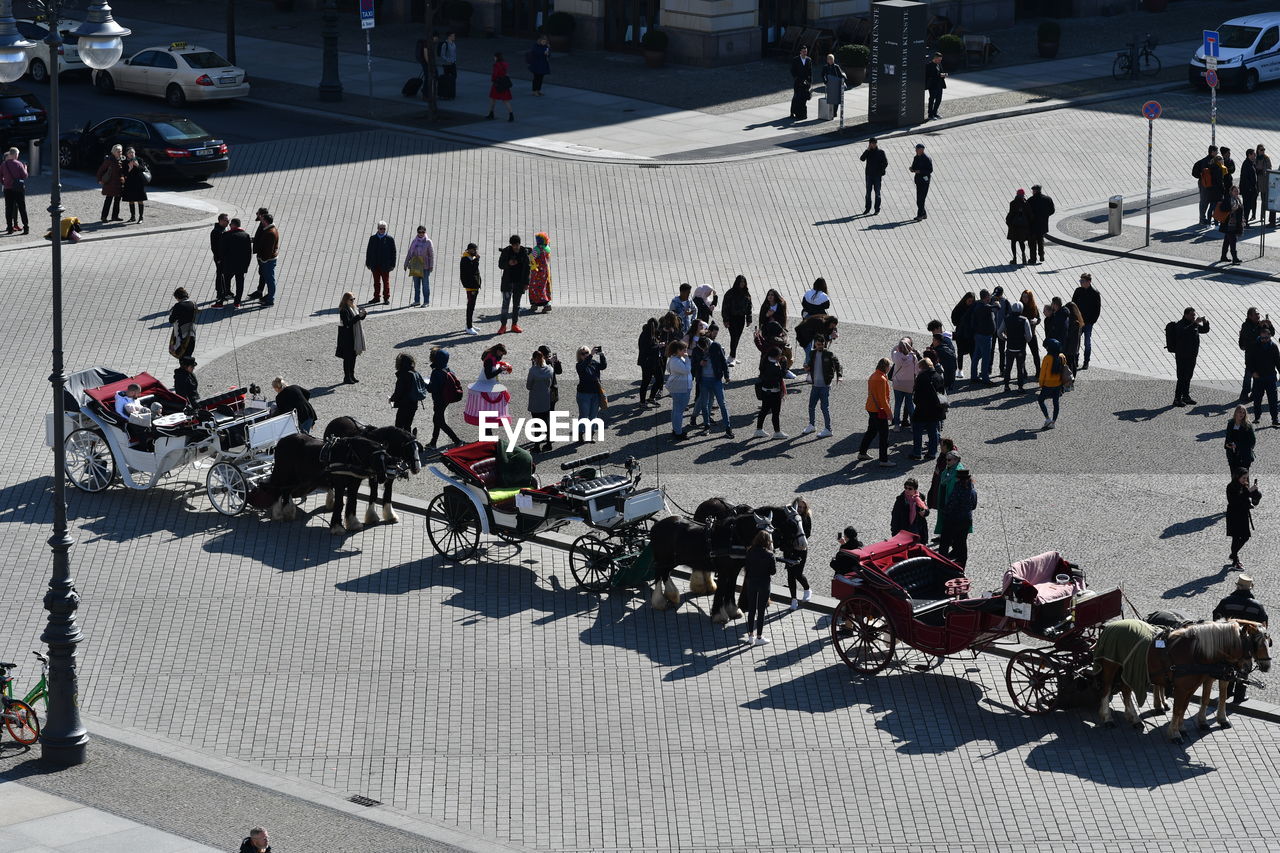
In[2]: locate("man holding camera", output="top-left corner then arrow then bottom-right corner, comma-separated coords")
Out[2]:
1171,307 -> 1210,407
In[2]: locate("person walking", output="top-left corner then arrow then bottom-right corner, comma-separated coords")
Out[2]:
890,337 -> 919,430
526,35 -> 551,96
924,53 -> 947,120
404,226 -> 435,307
910,144 -> 933,221
1247,323 -> 1280,425
1036,337 -> 1070,429
1070,274 -> 1101,370
820,53 -> 846,122
1238,308 -> 1273,401
121,148 -> 149,222
220,218 -> 252,309
1172,307 -> 1210,406
968,290 -> 997,383
1241,149 -> 1260,223
741,531 -> 777,646
575,344 -> 608,426
1026,184 -> 1055,265
891,477 -> 930,540
526,349 -> 557,452
1193,144 -> 1219,224
802,334 -> 841,438
1225,468 -> 1262,571
389,352 -> 426,432
498,234 -> 530,333
335,292 -> 367,384
460,243 -> 481,334
665,340 -> 693,441
1,147 -> 29,235
1005,189 -> 1031,265
1220,185 -> 1245,265
96,144 -> 124,222
209,213 -> 229,306
1257,143 -> 1275,226
487,52 -> 515,121
271,377 -> 316,434
857,357 -> 893,465
365,221 -> 397,305
1225,405 -> 1256,474
167,288 -> 197,360
860,137 -> 887,215
721,275 -> 752,365
692,324 -> 732,437
527,232 -> 553,313
789,45 -> 813,120
426,348 -> 463,447
753,346 -> 788,440
909,358 -> 946,460
938,469 -> 976,566
250,212 -> 280,306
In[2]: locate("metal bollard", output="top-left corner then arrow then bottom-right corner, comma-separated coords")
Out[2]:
1108,195 -> 1123,236
27,138 -> 41,176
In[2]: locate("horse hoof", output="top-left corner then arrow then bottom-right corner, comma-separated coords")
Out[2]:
364,507 -> 379,526
1220,719 -> 1232,728
345,517 -> 363,532
1197,722 -> 1211,732
329,523 -> 344,536
383,506 -> 400,524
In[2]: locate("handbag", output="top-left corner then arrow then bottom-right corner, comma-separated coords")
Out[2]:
550,376 -> 559,406
494,75 -> 513,92
407,255 -> 425,276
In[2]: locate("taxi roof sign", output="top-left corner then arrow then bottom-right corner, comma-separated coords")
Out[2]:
168,41 -> 188,50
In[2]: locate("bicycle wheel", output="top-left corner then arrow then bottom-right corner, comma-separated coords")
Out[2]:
3,698 -> 40,744
1111,55 -> 1128,81
1141,52 -> 1161,77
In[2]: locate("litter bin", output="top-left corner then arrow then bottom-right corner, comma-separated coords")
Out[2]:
1107,195 -> 1123,236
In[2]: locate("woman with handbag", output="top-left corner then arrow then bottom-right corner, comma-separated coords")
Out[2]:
575,344 -> 608,428
335,291 -> 367,384
820,54 -> 846,122
121,148 -> 149,222
403,226 -> 435,306
487,52 -> 515,121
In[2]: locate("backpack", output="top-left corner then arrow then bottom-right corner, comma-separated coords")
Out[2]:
442,369 -> 464,403
1212,200 -> 1231,224
1200,166 -> 1215,189
1165,321 -> 1178,353
411,370 -> 429,401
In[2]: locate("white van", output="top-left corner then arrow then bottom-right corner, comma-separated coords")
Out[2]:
1188,13 -> 1280,92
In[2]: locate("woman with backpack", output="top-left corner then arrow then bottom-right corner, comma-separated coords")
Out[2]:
426,348 -> 464,447
1037,337 -> 1070,430
390,353 -> 426,432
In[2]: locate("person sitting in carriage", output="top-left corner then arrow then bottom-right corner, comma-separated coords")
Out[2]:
115,383 -> 146,418
495,435 -> 534,489
830,525 -> 863,574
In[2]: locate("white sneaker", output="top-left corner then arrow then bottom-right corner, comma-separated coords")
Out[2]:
817,428 -> 832,438
753,428 -> 768,438
727,358 -> 738,366
784,370 -> 797,380
801,424 -> 815,435
465,327 -> 480,335
772,431 -> 789,440
791,598 -> 800,610
753,636 -> 770,646
741,635 -> 754,645
802,588 -> 812,601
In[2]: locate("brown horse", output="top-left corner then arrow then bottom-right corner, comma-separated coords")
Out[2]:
1098,619 -> 1271,743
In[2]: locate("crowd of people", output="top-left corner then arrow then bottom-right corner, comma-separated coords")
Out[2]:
1191,142 -> 1276,265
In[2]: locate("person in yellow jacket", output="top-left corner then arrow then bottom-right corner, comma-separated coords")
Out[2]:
857,358 -> 894,466
1037,337 -> 1070,430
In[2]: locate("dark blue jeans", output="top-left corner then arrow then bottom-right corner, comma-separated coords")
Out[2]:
911,420 -> 940,457
1252,375 -> 1278,423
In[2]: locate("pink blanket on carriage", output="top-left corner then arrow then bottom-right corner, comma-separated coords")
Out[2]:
1002,552 -> 1083,603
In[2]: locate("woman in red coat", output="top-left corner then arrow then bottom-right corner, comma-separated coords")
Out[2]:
487,52 -> 514,121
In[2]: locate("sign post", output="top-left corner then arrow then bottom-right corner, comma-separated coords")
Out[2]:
1142,100 -> 1161,248
360,0 -> 375,115
1204,30 -> 1219,147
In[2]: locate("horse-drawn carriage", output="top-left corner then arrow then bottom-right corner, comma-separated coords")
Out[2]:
830,532 -> 1123,715
425,443 -> 666,591
49,367 -> 297,516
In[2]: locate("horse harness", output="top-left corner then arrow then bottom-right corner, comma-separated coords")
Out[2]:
1149,625 -> 1254,686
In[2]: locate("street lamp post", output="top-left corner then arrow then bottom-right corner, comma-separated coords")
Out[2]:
0,0 -> 129,767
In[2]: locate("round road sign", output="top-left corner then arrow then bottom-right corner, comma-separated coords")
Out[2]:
1141,100 -> 1162,120
1206,70 -> 1219,88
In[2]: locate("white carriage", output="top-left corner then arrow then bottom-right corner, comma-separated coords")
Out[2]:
47,367 -> 297,515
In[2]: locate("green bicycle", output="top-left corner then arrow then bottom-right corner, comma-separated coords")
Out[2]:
1,652 -> 48,746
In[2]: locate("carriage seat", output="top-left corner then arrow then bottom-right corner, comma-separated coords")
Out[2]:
1003,552 -> 1082,604
467,457 -> 531,506
885,556 -> 965,613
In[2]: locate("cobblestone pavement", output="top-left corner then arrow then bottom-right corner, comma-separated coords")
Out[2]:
2,80 -> 1280,850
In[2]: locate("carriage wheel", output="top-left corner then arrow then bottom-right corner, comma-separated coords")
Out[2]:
1005,649 -> 1063,715
831,596 -> 896,674
894,646 -> 944,673
206,461 -> 249,516
3,699 -> 40,745
570,533 -> 618,593
64,428 -> 116,492
427,491 -> 480,563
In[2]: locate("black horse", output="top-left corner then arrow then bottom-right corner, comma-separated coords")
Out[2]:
696,497 -> 810,623
323,416 -> 426,527
251,433 -> 390,534
646,498 -> 771,612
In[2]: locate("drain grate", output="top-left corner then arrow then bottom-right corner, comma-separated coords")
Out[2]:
348,795 -> 382,807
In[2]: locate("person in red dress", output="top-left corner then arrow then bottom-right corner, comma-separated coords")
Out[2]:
487,52 -> 514,122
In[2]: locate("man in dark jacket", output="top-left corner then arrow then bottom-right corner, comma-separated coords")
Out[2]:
209,213 -> 228,306
497,234 -> 530,334
1193,145 -> 1218,224
1001,302 -> 1031,390
1172,307 -> 1210,407
860,137 -> 888,214
968,289 -> 997,383
1246,324 -> 1280,425
219,218 -> 253,308
789,45 -> 813,120
249,212 -> 280,306
1238,307 -> 1273,401
924,53 -> 946,120
1241,148 -> 1260,222
365,220 -> 397,304
1070,273 -> 1101,370
1213,575 -> 1268,701
271,376 -> 316,433
1026,184 -> 1056,264
910,359 -> 946,459
930,330 -> 957,390
239,827 -> 271,852
910,143 -> 933,221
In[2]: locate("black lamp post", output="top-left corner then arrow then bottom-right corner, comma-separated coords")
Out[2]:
319,0 -> 342,101
0,0 -> 129,767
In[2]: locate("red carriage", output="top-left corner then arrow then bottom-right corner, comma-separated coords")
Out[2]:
830,532 -> 1123,714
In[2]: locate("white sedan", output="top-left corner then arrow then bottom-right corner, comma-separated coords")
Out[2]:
15,19 -> 90,82
93,43 -> 249,107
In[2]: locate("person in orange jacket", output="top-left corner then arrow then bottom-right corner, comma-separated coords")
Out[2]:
857,357 -> 893,466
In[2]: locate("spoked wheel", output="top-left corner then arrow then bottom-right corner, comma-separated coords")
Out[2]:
570,533 -> 618,593
831,596 -> 896,674
64,428 -> 116,492
894,646 -> 944,673
206,461 -> 248,516
1005,648 -> 1064,715
3,699 -> 41,745
427,490 -> 480,563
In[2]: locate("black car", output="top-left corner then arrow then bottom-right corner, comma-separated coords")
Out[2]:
0,86 -> 49,149
59,113 -> 229,182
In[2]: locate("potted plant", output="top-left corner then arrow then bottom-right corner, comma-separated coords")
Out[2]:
937,33 -> 964,72
1037,21 -> 1061,59
545,11 -> 576,52
641,29 -> 669,68
836,43 -> 870,86
444,0 -> 474,35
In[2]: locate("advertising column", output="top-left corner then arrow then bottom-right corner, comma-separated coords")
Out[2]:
868,0 -> 927,127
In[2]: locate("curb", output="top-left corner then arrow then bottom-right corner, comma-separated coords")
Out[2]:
386,490 -> 1280,724
0,214 -> 212,254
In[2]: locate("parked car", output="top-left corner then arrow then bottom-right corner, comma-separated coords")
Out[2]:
0,86 -> 48,150
1189,13 -> 1280,92
15,18 -> 92,82
92,42 -> 249,107
59,114 -> 229,182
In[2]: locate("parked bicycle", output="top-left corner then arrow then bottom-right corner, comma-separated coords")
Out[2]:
1113,34 -> 1161,80
0,652 -> 48,746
